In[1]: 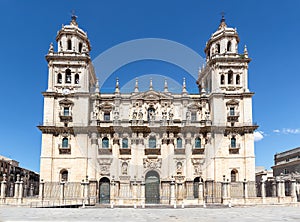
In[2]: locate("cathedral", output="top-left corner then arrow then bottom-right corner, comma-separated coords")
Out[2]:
39,15 -> 258,205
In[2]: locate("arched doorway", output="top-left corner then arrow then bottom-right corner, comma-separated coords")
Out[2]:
99,177 -> 110,204
145,171 -> 160,204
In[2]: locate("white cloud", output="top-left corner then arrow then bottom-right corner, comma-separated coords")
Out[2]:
254,131 -> 264,142
282,128 -> 300,134
273,129 -> 280,133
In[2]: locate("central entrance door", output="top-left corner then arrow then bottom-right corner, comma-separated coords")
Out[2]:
99,177 -> 110,204
145,171 -> 160,204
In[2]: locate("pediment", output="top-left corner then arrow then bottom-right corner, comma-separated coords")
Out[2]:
59,99 -> 74,106
187,102 -> 200,110
131,90 -> 173,101
226,99 -> 239,106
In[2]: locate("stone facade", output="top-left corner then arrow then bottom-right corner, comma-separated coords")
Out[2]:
38,16 -> 258,205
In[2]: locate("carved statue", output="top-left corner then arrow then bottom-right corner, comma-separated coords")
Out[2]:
121,162 -> 128,175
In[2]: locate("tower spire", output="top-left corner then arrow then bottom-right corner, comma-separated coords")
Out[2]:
71,10 -> 78,26
115,78 -> 120,94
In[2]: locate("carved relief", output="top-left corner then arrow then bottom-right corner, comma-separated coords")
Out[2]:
97,158 -> 112,175
143,158 -> 162,169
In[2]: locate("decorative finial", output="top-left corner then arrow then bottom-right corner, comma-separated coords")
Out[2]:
95,79 -> 100,93
218,12 -> 227,29
182,78 -> 187,94
115,78 -> 120,94
71,10 -> 78,26
244,45 -> 248,58
200,80 -> 206,95
48,42 -> 54,54
164,79 -> 168,92
149,78 -> 153,90
134,78 -> 139,93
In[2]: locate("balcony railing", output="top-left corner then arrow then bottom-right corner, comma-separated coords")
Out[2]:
174,148 -> 185,155
145,145 -> 161,155
119,148 -> 131,155
59,111 -> 73,122
227,111 -> 240,122
229,143 -> 240,154
58,144 -> 71,154
98,148 -> 112,155
192,146 -> 205,155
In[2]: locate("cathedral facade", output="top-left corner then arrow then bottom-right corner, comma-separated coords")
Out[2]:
39,16 -> 258,205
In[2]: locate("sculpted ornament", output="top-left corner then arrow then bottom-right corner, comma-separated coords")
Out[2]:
143,158 -> 162,169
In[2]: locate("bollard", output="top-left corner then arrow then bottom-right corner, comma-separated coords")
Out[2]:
134,202 -> 137,209
174,201 -> 177,209
181,201 -> 184,209
111,201 -> 114,209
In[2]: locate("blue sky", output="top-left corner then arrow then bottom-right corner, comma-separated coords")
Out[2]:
0,0 -> 300,172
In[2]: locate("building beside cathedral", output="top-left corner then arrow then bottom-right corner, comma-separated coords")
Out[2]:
38,16 -> 258,205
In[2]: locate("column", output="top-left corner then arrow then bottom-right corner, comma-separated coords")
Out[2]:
170,178 -> 176,206
110,178 -> 115,206
132,180 -> 138,207
276,179 -> 281,197
198,181 -> 204,205
140,180 -> 145,208
260,179 -> 265,203
29,184 -> 34,197
60,181 -> 65,203
14,174 -> 20,198
221,181 -> 230,205
177,182 -> 183,201
280,180 -> 285,197
81,177 -> 90,206
290,179 -> 297,202
0,174 -> 7,201
272,180 -> 277,197
243,180 -> 248,199
39,179 -> 45,200
18,178 -> 24,204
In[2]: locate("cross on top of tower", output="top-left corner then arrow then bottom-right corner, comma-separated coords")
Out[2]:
218,11 -> 227,29
71,10 -> 78,26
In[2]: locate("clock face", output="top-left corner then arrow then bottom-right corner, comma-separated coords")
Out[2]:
62,88 -> 70,95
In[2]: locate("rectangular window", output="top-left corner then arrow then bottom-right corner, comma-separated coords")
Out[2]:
104,113 -> 110,121
230,107 -> 235,116
191,112 -> 197,121
63,107 -> 70,116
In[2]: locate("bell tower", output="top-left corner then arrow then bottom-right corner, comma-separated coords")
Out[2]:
198,16 -> 257,182
40,15 -> 97,182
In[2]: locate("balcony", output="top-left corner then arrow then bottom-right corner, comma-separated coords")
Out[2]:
174,148 -> 185,155
227,111 -> 240,122
229,144 -> 240,154
145,145 -> 161,155
58,144 -> 71,154
98,148 -> 112,155
192,146 -> 205,155
59,111 -> 72,122
119,148 -> 131,155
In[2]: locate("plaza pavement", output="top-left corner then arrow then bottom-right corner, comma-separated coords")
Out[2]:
0,206 -> 299,222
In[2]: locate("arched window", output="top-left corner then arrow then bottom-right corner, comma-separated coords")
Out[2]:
195,137 -> 201,148
231,137 -> 236,148
122,138 -> 128,148
228,70 -> 233,84
149,136 -> 156,148
61,169 -> 68,182
177,138 -> 183,148
231,169 -> 237,182
216,43 -> 220,53
227,41 -> 232,52
220,74 -> 225,85
75,74 -> 79,84
102,137 -> 109,148
236,75 -> 240,85
78,42 -> 83,53
57,73 -> 62,84
62,138 -> 68,148
65,69 -> 71,83
67,39 -> 72,50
